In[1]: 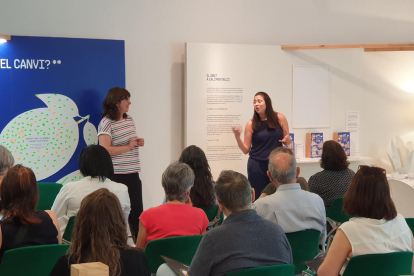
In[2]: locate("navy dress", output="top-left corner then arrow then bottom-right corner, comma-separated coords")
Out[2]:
249,121 -> 283,200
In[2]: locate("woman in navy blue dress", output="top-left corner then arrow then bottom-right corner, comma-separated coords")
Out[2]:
232,92 -> 291,200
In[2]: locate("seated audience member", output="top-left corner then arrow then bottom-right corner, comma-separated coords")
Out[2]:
0,145 -> 15,211
157,170 -> 292,276
51,188 -> 150,276
308,140 -> 355,214
52,145 -> 130,234
136,161 -> 208,250
318,166 -> 414,276
0,165 -> 61,261
253,151 -> 326,246
259,147 -> 308,199
179,145 -> 215,208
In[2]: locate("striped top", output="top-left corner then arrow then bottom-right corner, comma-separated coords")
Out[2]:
98,115 -> 140,174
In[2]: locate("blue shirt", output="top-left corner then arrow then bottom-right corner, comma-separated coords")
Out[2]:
253,183 -> 327,246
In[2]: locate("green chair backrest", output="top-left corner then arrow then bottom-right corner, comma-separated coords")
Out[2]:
198,205 -> 224,227
327,197 -> 351,223
405,218 -> 414,235
225,264 -> 295,276
62,216 -> 76,243
144,235 -> 203,274
342,251 -> 413,276
0,244 -> 70,276
37,182 -> 62,210
285,229 -> 320,275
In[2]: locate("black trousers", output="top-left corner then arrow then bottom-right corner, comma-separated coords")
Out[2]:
111,173 -> 143,241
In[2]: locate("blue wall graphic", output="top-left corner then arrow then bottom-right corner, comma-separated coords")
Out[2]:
0,36 -> 125,183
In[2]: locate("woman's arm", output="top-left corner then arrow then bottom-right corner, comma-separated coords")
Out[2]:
99,134 -> 138,156
277,113 -> 292,146
318,229 -> 352,276
136,220 -> 147,250
45,210 -> 63,244
231,121 -> 253,154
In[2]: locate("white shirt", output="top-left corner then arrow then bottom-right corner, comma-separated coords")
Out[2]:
252,183 -> 327,246
51,176 -> 131,233
340,214 -> 412,257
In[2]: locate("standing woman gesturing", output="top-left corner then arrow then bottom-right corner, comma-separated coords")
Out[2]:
98,87 -> 144,241
231,92 -> 291,200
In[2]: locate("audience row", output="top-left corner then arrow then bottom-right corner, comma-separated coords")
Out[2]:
0,140 -> 412,276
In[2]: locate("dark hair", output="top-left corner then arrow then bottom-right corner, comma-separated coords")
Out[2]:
251,92 -> 281,131
320,140 -> 349,171
79,145 -> 114,181
179,145 -> 215,207
69,188 -> 129,276
215,170 -> 251,212
343,166 -> 397,220
1,165 -> 41,225
101,87 -> 131,120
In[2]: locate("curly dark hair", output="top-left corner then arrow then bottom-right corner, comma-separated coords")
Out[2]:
101,87 -> 130,120
320,140 -> 349,171
179,145 -> 215,207
251,92 -> 281,131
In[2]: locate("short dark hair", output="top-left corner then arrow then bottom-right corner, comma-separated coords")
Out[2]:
215,170 -> 251,212
79,145 -> 114,181
320,140 -> 349,171
343,166 -> 397,220
1,165 -> 41,225
101,87 -> 131,120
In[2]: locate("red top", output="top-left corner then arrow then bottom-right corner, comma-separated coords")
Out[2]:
140,203 -> 209,246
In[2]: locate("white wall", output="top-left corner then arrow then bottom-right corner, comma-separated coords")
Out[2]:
2,0 -> 414,208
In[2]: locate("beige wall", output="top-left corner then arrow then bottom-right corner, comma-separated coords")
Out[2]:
1,0 -> 414,208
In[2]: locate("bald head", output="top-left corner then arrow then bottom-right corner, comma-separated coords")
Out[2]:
268,152 -> 297,185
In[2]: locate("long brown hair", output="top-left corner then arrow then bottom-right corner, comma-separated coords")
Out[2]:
69,188 -> 129,276
1,165 -> 41,225
101,87 -> 131,121
251,92 -> 281,131
179,145 -> 215,207
343,166 -> 397,220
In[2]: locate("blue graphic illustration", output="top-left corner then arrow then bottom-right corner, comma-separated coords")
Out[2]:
0,36 -> 125,183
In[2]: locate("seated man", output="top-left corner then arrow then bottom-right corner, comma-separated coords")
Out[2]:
259,147 -> 308,200
158,170 -> 293,276
253,151 -> 326,246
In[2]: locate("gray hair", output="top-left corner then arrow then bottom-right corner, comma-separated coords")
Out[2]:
0,145 -> 14,175
268,152 -> 297,184
215,170 -> 252,212
162,161 -> 195,202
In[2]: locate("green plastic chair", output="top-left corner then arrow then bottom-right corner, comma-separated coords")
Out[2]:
326,197 -> 352,237
342,251 -> 413,276
0,244 -> 70,276
198,205 -> 224,228
62,216 -> 76,243
37,182 -> 62,210
405,218 -> 414,235
226,264 -> 295,276
144,235 -> 203,274
285,229 -> 320,275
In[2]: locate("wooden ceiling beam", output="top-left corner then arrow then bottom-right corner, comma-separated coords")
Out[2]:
281,43 -> 414,50
364,47 -> 414,52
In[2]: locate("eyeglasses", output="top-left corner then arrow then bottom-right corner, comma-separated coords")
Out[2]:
358,165 -> 386,174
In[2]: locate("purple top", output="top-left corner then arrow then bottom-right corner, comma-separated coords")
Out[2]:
249,121 -> 283,161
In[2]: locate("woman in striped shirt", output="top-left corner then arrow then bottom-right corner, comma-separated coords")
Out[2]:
98,87 -> 144,241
